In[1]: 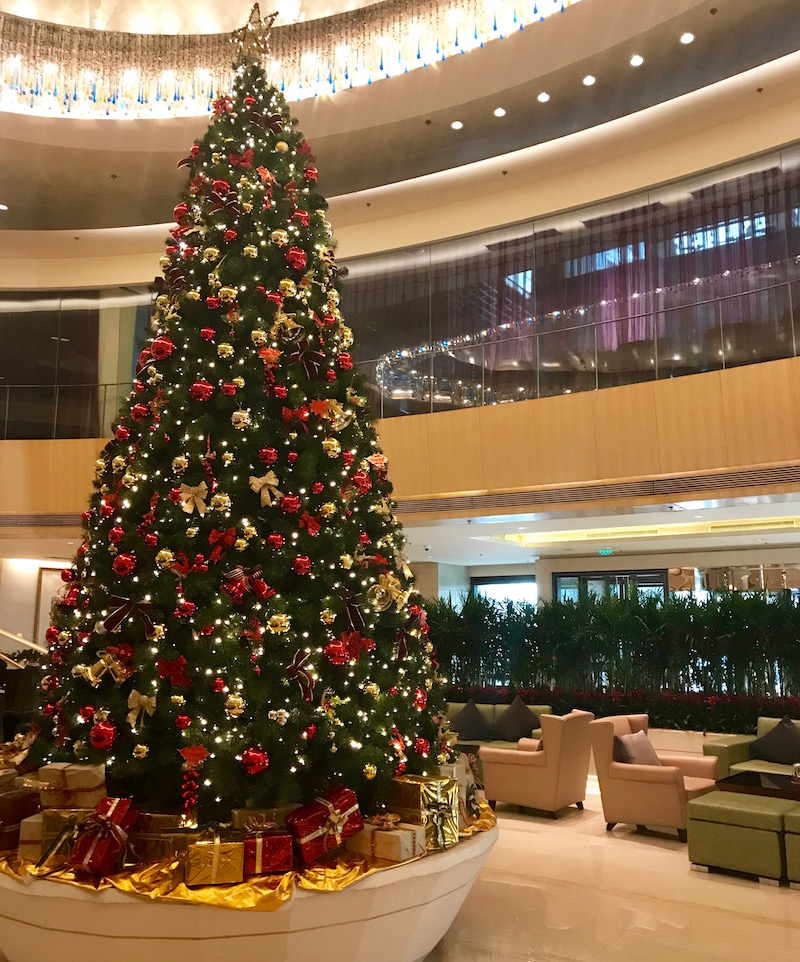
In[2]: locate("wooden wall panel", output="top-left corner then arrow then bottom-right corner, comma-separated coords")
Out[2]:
375,415 -> 432,499
534,392 -> 599,485
721,360 -> 800,466
592,382 -> 661,480
653,370 -> 729,475
478,401 -> 538,491
0,439 -> 100,515
424,407 -> 485,495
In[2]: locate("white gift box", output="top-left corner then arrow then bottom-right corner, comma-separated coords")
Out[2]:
345,821 -> 426,862
18,812 -> 43,863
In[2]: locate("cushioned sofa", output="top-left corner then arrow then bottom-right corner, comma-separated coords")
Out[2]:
445,702 -> 552,751
703,716 -> 800,778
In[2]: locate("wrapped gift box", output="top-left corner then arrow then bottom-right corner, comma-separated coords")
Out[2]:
0,768 -> 17,791
39,808 -> 94,866
439,756 -> 481,831
128,811 -> 184,864
67,797 -> 140,876
185,837 -> 244,886
243,829 -> 293,876
231,804 -> 301,831
285,786 -> 363,864
0,788 -> 40,853
18,812 -> 43,862
36,762 -> 106,808
345,816 -> 426,862
388,775 -> 459,851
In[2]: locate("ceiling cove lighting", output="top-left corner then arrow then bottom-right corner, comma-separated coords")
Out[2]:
451,120 -> 463,130
537,91 -> 550,103
680,32 -> 695,44
0,0 -> 584,117
629,54 -> 644,66
582,74 -> 596,86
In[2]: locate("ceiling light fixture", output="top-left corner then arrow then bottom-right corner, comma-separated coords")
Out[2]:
493,107 -> 506,117
537,91 -> 550,103
630,54 -> 644,66
0,204 -> 8,211
680,32 -> 695,44
582,74 -> 596,86
451,120 -> 463,130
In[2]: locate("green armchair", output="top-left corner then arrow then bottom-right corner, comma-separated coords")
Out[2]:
703,716 -> 800,778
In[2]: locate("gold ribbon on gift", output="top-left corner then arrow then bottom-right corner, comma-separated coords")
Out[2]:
366,813 -> 401,831
300,796 -> 359,847
126,690 -> 157,731
248,471 -> 282,507
179,481 -> 208,516
244,814 -> 278,834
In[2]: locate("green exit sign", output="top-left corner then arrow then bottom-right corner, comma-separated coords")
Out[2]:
598,547 -> 614,556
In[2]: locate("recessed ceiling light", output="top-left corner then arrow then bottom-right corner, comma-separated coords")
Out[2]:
0,204 -> 8,211
493,107 -> 506,118
680,32 -> 695,44
537,91 -> 550,103
451,120 -> 463,130
582,74 -> 596,86
630,54 -> 644,67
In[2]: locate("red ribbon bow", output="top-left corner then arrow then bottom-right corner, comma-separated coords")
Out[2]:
158,655 -> 193,687
287,338 -> 325,381
209,189 -> 240,216
338,587 -> 365,631
229,148 -> 254,170
285,649 -> 314,701
281,405 -> 310,432
209,527 -> 237,562
102,596 -> 155,635
251,111 -> 283,133
299,512 -> 321,537
221,566 -> 273,604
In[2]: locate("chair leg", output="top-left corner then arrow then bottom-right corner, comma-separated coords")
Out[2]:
606,822 -> 616,832
488,800 -> 497,811
636,825 -> 648,833
677,828 -> 687,843
550,811 -> 558,820
576,801 -> 584,810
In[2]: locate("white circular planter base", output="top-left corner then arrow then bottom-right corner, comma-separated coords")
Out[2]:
0,827 -> 497,962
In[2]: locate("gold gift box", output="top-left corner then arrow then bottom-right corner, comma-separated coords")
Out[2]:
185,838 -> 244,887
231,804 -> 301,831
128,812 -> 185,864
388,775 -> 460,851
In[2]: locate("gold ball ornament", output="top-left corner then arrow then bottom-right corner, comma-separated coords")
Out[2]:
243,524 -> 257,539
210,492 -> 232,511
171,695 -> 186,706
133,744 -> 149,759
120,472 -> 137,489
222,452 -> 235,466
159,255 -> 171,270
250,329 -> 268,346
204,247 -> 220,261
327,289 -> 340,307
155,549 -> 175,569
94,458 -> 106,476
171,456 -> 189,474
275,141 -> 289,153
111,455 -> 127,473
364,682 -> 380,697
231,409 -> 251,430
320,502 -> 337,518
363,763 -> 377,780
156,294 -> 169,310
232,376 -> 245,388
148,623 -> 166,640
241,201 -> 253,213
73,741 -> 88,758
225,693 -> 246,718
243,245 -> 258,258
57,630 -> 71,644
234,538 -> 248,552
186,528 -> 199,538
218,343 -> 235,358
322,438 -> 341,459
218,286 -> 238,303
270,230 -> 289,246
95,708 -> 110,722
268,614 -> 291,634
187,290 -> 202,301
320,608 -> 336,625
278,278 -> 297,297
340,554 -> 353,569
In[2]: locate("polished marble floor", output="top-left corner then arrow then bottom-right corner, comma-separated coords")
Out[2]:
429,779 -> 800,961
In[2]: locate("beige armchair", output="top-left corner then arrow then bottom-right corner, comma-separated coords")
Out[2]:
589,714 -> 718,841
478,710 -> 594,817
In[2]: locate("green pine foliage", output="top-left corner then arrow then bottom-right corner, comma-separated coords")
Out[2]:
35,57 -> 451,819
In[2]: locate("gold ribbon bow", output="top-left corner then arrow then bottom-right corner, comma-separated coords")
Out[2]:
180,481 -> 208,516
366,813 -> 402,831
367,572 -> 410,612
249,471 -> 282,506
126,690 -> 157,731
244,814 -> 278,834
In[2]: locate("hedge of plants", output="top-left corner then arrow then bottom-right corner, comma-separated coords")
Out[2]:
430,592 -> 800,733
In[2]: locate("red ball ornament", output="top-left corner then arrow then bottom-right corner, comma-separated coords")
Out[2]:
241,746 -> 270,775
337,352 -> 353,371
286,247 -> 307,271
223,228 -> 238,244
206,296 -> 221,310
108,526 -> 124,544
304,166 -> 319,183
244,95 -> 256,107
389,686 -> 399,697
395,761 -> 407,776
342,451 -> 355,467
212,677 -> 226,693
169,487 -> 183,504
130,403 -> 150,422
151,336 -> 175,361
90,720 -> 117,751
190,380 -> 215,402
414,737 -> 431,758
200,327 -> 216,342
352,471 -> 372,494
281,494 -> 302,514
414,688 -> 428,710
45,626 -> 59,644
175,598 -> 197,618
273,384 -> 289,400
190,144 -> 200,159
359,532 -> 372,546
311,481 -> 324,494
99,501 -> 115,519
42,703 -> 56,718
175,715 -> 192,730
78,705 -> 95,723
259,447 -> 278,465
293,555 -> 312,576
325,369 -> 337,383
115,426 -> 130,442
144,533 -> 158,548
212,179 -> 230,194
173,202 -> 189,223
134,380 -> 145,393
221,382 -> 237,396
267,533 -> 284,550
60,568 -> 75,583
303,724 -> 317,740
112,552 -> 137,577
266,290 -> 284,306
287,451 -> 299,465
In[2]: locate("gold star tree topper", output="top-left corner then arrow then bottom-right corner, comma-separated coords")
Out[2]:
232,4 -> 279,60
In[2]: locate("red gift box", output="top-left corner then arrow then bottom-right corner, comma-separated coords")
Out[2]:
285,786 -> 363,864
243,830 -> 293,875
67,796 -> 140,875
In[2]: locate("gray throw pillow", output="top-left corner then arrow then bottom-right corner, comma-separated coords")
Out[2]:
492,695 -> 540,742
752,715 -> 800,765
613,729 -> 661,766
448,699 -> 494,741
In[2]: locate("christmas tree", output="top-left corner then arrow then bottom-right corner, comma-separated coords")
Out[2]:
36,19 -> 451,820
